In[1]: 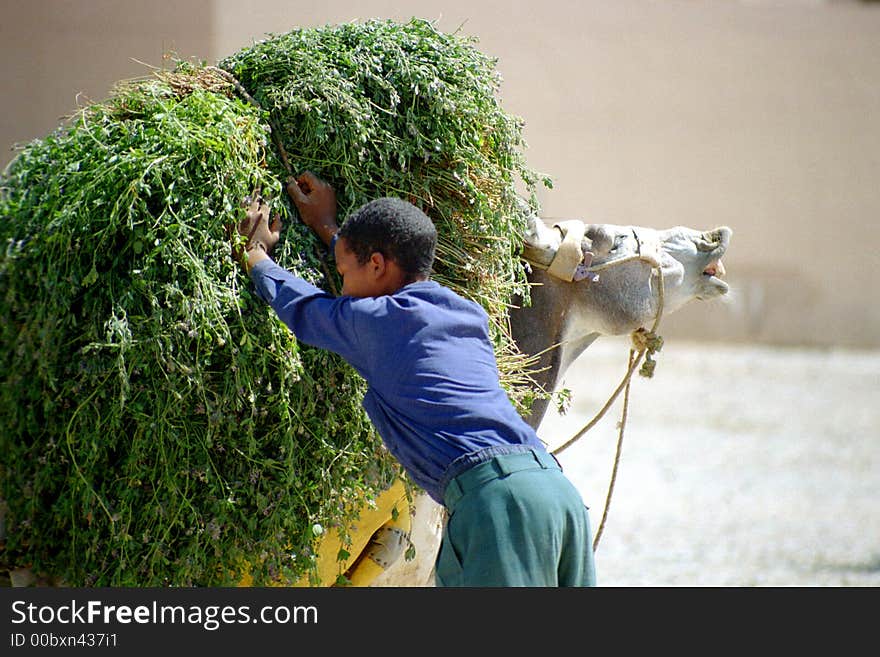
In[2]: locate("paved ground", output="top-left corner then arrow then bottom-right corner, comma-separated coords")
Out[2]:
541,338 -> 880,587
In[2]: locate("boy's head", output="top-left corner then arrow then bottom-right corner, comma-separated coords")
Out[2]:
335,197 -> 437,297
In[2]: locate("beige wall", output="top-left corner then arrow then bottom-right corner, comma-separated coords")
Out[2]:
3,1 -> 879,348
1,0 -> 213,159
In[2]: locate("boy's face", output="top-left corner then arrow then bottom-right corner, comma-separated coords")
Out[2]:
335,236 -> 406,298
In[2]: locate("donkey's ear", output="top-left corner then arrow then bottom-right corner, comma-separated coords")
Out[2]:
585,225 -> 614,257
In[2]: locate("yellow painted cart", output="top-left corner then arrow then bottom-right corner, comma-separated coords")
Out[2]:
238,478 -> 414,587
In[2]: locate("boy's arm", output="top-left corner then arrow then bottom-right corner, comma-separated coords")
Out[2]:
249,260 -> 368,373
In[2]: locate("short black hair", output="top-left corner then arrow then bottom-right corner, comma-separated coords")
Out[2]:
338,197 -> 437,281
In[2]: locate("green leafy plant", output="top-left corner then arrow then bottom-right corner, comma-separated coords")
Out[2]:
0,18 -> 548,586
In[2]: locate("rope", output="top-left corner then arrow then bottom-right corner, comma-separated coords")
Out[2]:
591,348 -> 635,551
549,253 -> 666,552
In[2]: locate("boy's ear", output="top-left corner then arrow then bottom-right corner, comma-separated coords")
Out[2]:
369,252 -> 387,277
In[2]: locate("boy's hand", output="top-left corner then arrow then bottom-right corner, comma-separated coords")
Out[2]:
286,172 -> 339,246
233,194 -> 282,272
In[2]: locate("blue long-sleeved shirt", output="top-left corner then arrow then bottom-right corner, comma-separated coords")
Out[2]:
250,258 -> 546,504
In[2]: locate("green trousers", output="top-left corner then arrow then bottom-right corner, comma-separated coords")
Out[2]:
435,449 -> 597,587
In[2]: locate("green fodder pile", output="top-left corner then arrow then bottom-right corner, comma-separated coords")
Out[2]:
0,19 -> 548,586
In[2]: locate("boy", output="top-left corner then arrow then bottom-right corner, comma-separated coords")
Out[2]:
237,171 -> 596,587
